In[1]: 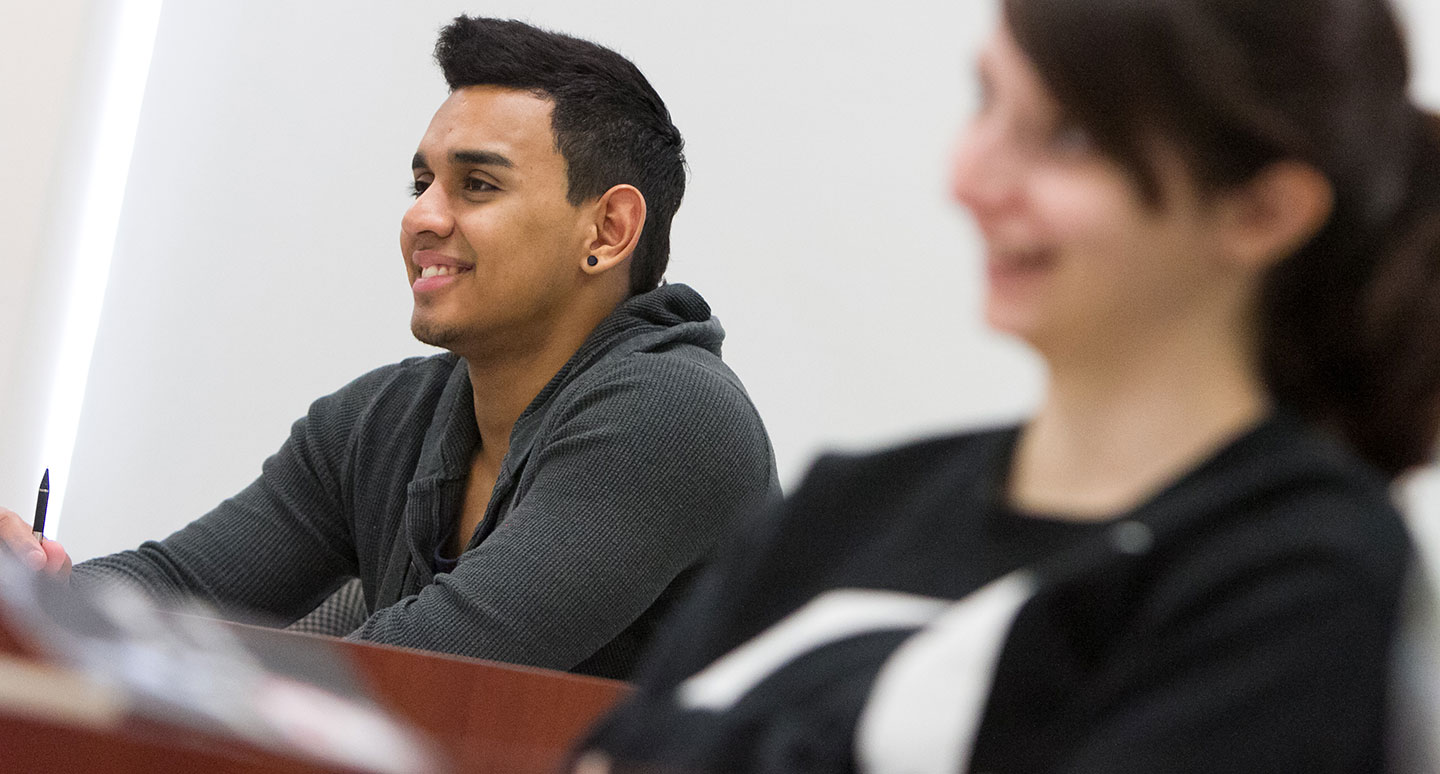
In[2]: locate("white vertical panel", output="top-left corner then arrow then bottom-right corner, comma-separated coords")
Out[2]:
39,0 -> 164,537
0,0 -> 94,520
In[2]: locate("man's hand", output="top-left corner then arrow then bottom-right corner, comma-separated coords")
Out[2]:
0,507 -> 72,578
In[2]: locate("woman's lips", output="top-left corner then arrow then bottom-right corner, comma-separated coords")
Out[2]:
986,247 -> 1054,283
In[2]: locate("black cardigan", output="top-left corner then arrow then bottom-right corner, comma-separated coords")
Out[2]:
587,411 -> 1410,772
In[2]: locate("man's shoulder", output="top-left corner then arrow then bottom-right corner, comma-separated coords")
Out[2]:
348,351 -> 460,386
561,328 -> 758,422
308,352 -> 461,429
623,341 -> 746,395
521,332 -> 777,494
331,352 -> 459,399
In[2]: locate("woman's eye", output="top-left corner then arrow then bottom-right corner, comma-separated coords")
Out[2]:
974,69 -> 993,114
410,179 -> 431,198
1049,123 -> 1094,157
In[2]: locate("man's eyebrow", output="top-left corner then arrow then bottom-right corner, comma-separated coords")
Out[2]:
452,149 -> 514,168
410,150 -> 515,170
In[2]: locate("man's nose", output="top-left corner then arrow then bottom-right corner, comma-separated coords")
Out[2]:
401,184 -> 453,239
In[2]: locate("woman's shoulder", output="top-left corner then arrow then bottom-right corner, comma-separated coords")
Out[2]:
802,424 -> 1017,491
775,424 -> 1021,540
1145,410 -> 1412,603
1215,411 -> 1403,535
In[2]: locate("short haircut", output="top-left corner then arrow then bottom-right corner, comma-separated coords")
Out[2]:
434,16 -> 686,295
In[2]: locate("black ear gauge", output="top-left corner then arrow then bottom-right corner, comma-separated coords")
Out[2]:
587,255 -> 599,267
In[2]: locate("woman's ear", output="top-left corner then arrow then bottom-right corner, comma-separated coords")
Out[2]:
581,184 -> 647,275
1218,161 -> 1334,271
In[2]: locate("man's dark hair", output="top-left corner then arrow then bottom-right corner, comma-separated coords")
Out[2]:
434,16 -> 686,295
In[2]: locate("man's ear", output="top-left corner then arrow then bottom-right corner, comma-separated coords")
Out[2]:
581,184 -> 647,275
1217,160 -> 1334,271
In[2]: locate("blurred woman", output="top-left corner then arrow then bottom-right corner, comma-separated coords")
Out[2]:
575,0 -> 1440,770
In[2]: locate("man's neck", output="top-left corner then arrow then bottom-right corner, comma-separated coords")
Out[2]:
460,297 -> 621,466
1009,318 -> 1269,520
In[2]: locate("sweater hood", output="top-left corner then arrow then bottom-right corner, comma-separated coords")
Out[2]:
401,282 -> 736,587
527,283 -> 725,408
582,282 -> 724,359
418,283 -> 727,480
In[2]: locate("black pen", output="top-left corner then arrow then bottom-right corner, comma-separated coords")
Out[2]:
33,469 -> 49,542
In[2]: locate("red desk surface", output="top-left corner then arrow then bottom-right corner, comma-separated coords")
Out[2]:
0,619 -> 630,773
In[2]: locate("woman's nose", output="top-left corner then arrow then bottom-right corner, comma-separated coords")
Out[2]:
950,119 -> 1018,216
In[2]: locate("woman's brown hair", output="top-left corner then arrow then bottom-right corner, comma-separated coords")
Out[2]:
1005,0 -> 1440,477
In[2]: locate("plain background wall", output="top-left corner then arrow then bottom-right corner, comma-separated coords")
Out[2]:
1,0 -> 1436,562
0,0 -> 99,547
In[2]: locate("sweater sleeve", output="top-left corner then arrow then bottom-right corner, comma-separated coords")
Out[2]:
68,366 -> 391,621
346,353 -> 778,669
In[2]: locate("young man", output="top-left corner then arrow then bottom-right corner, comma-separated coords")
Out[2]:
0,17 -> 777,679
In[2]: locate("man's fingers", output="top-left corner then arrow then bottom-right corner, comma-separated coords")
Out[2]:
41,540 -> 72,579
0,507 -> 47,570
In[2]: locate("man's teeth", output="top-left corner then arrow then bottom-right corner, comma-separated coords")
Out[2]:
420,265 -> 462,279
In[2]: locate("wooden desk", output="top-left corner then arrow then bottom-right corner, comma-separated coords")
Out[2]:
290,627 -> 630,773
0,621 -> 630,773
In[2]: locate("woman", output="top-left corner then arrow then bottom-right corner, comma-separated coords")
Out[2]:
575,0 -> 1440,770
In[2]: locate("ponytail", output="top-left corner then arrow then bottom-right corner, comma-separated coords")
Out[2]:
1260,110 -> 1440,478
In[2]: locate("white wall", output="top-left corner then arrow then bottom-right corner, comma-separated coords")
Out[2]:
0,0 -> 97,545
1,0 -> 1435,561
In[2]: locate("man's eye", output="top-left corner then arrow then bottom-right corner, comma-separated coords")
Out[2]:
410,179 -> 430,198
464,177 -> 498,193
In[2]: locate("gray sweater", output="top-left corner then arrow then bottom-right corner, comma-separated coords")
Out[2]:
74,284 -> 779,678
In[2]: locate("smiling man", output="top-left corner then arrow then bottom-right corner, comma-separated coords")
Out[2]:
0,16 -> 778,679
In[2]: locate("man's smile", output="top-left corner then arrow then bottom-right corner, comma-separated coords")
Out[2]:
411,249 -> 473,292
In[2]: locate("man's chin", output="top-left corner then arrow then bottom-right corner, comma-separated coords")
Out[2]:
410,318 -> 460,350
